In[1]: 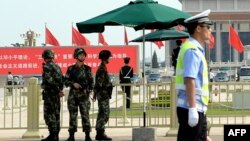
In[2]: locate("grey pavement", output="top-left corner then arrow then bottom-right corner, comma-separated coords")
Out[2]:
0,127 -> 223,141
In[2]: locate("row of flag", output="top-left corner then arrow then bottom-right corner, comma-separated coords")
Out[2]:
46,27 -> 107,46
206,26 -> 244,53
46,25 -> 244,53
45,26 -> 165,48
175,25 -> 244,53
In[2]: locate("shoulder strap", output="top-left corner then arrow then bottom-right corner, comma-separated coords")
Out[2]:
124,67 -> 132,78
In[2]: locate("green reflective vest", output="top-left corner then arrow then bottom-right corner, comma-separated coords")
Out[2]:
175,41 -> 209,105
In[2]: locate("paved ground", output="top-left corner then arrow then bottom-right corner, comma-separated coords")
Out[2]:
0,127 -> 223,141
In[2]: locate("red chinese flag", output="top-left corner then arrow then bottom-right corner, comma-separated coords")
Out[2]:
153,41 -> 164,49
228,26 -> 244,53
151,30 -> 164,49
124,27 -> 128,45
72,27 -> 90,46
98,33 -> 108,46
208,34 -> 215,48
45,27 -> 60,46
176,25 -> 186,42
176,25 -> 185,31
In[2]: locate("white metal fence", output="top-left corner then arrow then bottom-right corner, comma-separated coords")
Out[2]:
0,78 -> 172,129
1,78 -> 250,131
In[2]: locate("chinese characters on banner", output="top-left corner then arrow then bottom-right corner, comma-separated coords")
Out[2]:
0,46 -> 138,75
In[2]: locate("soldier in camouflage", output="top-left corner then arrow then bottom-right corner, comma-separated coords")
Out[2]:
93,50 -> 113,141
41,49 -> 64,141
64,48 -> 93,141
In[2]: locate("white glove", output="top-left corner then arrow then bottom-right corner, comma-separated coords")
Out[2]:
188,107 -> 199,127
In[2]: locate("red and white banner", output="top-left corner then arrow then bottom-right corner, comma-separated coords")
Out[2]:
0,46 -> 138,75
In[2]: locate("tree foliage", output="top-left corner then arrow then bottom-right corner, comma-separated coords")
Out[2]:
152,50 -> 159,68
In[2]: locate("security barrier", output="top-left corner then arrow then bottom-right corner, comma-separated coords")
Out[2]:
0,78 -> 172,129
1,77 -> 250,136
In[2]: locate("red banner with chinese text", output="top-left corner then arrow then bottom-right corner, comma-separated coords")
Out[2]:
0,46 -> 138,75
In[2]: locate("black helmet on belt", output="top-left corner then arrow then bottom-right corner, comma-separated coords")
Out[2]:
42,49 -> 54,59
98,50 -> 112,60
74,48 -> 87,58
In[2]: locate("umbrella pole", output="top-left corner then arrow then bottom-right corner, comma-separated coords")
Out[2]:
142,28 -> 146,127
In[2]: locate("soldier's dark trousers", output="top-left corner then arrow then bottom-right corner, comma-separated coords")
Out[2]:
43,95 -> 61,141
67,93 -> 91,133
95,99 -> 110,131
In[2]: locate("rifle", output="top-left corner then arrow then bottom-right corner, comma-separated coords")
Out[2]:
78,82 -> 93,94
70,66 -> 93,94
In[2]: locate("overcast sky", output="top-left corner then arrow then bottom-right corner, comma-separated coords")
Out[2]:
0,0 -> 182,61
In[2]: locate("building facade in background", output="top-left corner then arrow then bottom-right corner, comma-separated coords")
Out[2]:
167,0 -> 250,64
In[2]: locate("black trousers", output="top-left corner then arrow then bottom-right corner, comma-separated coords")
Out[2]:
177,107 -> 207,141
7,81 -> 12,92
122,86 -> 131,108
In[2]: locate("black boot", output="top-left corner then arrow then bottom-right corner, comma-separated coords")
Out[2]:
65,132 -> 75,141
85,131 -> 92,141
41,131 -> 57,141
95,130 -> 112,140
41,133 -> 52,141
55,131 -> 59,141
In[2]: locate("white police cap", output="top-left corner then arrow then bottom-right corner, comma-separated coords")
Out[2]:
184,9 -> 212,25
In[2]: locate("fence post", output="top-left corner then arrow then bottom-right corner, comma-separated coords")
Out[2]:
166,76 -> 178,136
118,90 -> 130,124
22,78 -> 42,138
2,88 -> 11,110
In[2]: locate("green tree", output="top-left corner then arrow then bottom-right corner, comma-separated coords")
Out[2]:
152,50 -> 159,68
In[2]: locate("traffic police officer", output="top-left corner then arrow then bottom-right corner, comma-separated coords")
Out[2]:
64,48 -> 93,141
93,50 -> 112,140
175,9 -> 212,141
41,49 -> 64,141
119,57 -> 133,109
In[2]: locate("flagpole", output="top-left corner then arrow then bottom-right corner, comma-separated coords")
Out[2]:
45,22 -> 47,46
98,33 -> 99,45
142,28 -> 146,127
72,22 -> 74,46
151,42 -> 152,68
124,26 -> 126,45
124,26 -> 127,54
229,20 -> 232,80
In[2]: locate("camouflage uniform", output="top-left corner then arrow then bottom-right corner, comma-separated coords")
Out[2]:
64,64 -> 93,133
41,49 -> 64,141
93,50 -> 113,140
94,62 -> 112,130
64,47 -> 93,141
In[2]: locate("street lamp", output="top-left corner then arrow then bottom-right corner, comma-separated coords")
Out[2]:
20,30 -> 40,47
